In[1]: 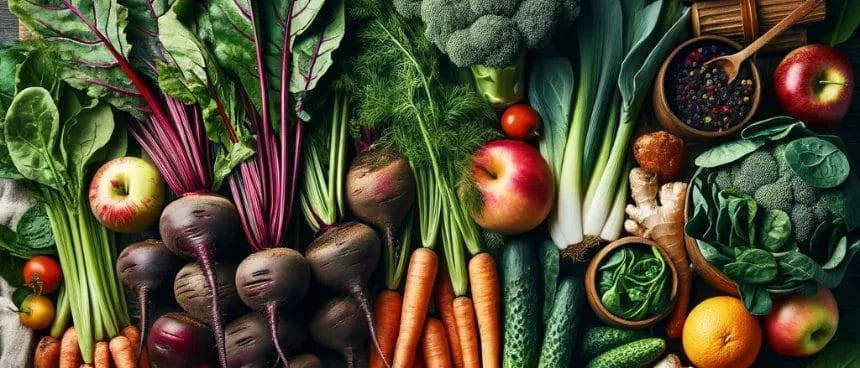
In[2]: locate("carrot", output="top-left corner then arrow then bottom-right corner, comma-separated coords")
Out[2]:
120,325 -> 148,368
435,268 -> 463,368
392,248 -> 438,368
34,335 -> 61,368
109,336 -> 135,368
468,253 -> 501,368
453,296 -> 480,368
94,342 -> 110,368
422,318 -> 452,368
370,289 -> 402,368
60,327 -> 84,368
413,351 -> 425,368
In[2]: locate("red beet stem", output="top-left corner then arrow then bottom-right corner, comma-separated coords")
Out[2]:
267,303 -> 290,368
350,284 -> 389,368
197,247 -> 227,368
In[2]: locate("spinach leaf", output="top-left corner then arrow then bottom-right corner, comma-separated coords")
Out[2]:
820,0 -> 860,46
598,245 -> 671,321
697,240 -> 733,268
724,248 -> 778,285
740,116 -> 803,141
775,251 -> 817,283
4,87 -> 67,191
16,203 -> 54,251
60,102 -> 115,195
807,342 -> 860,368
815,239 -> 860,288
737,283 -> 772,315
694,138 -> 765,168
529,56 -> 574,179
758,209 -> 791,252
785,137 -> 850,189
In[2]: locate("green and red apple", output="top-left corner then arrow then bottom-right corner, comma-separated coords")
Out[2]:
763,284 -> 839,357
774,44 -> 854,130
465,139 -> 554,234
89,157 -> 166,233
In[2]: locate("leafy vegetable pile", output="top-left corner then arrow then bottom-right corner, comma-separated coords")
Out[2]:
687,117 -> 860,314
598,245 -> 672,321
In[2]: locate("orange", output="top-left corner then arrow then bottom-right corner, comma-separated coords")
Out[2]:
682,296 -> 762,368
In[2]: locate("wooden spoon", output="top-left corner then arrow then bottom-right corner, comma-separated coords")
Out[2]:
705,0 -> 824,84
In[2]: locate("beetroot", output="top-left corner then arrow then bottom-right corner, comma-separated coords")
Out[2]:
225,312 -> 307,368
147,312 -> 216,368
235,247 -> 310,365
174,262 -> 245,323
160,193 -> 240,367
310,296 -> 369,368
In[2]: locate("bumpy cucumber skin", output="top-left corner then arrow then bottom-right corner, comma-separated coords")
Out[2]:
585,338 -> 666,368
539,240 -> 560,324
538,277 -> 584,368
502,239 -> 541,368
581,326 -> 650,358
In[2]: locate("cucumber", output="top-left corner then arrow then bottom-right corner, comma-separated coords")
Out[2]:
537,277 -> 584,368
502,238 -> 540,368
539,240 -> 560,325
581,326 -> 649,358
585,338 -> 666,368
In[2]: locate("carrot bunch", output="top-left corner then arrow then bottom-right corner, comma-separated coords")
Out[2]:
35,325 -> 148,368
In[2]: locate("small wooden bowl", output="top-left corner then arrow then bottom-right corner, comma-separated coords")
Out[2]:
653,35 -> 762,141
585,236 -> 679,329
683,184 -> 806,296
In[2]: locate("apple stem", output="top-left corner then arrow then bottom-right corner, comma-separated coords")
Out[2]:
819,80 -> 847,86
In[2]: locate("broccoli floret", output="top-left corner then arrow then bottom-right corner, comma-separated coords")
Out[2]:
790,204 -> 817,244
714,170 -> 734,191
771,143 -> 792,176
815,190 -> 847,221
415,0 -> 580,106
754,178 -> 793,212
730,151 -> 779,195
394,0 -> 423,18
790,175 -> 821,205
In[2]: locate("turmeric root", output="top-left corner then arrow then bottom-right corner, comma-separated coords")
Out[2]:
624,168 -> 689,339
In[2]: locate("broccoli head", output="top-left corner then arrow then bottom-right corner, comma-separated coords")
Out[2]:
407,0 -> 580,106
730,150 -> 779,195
714,170 -> 734,191
790,203 -> 817,244
754,178 -> 793,212
790,174 -> 821,205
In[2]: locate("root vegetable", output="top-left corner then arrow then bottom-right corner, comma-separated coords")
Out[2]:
393,248 -> 438,368
235,247 -> 311,365
288,354 -> 324,368
632,132 -> 686,181
34,335 -> 61,368
147,313 -> 216,368
116,239 -> 184,360
305,222 -> 384,366
624,168 -> 689,338
160,193 -> 240,367
369,290 -> 401,368
174,262 -> 244,324
310,296 -> 370,368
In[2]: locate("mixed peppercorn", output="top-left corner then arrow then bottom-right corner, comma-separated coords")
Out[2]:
668,42 -> 755,131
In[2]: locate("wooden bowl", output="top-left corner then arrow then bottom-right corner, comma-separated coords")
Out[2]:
683,184 -> 806,296
585,236 -> 679,329
653,35 -> 762,141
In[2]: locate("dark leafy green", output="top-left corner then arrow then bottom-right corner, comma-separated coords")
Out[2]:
807,342 -> 860,368
597,245 -> 672,321
784,137 -> 850,189
528,57 -> 574,179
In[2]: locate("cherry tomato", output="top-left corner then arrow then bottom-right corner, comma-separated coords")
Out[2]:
23,256 -> 62,294
501,104 -> 541,140
19,294 -> 55,330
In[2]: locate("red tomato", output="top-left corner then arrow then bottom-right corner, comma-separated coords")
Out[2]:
501,104 -> 541,140
23,256 -> 62,294
19,294 -> 54,330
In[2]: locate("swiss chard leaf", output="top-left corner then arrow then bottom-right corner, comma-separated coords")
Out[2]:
4,87 -> 67,191
119,0 -> 172,79
529,57 -> 574,179
291,0 -> 346,99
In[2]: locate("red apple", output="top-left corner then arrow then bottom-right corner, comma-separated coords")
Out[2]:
465,139 -> 554,234
89,157 -> 166,233
763,284 -> 839,357
774,44 -> 854,130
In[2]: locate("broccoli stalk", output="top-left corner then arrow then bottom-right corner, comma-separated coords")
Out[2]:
471,53 -> 525,108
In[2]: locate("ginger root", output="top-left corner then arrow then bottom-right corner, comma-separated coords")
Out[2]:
624,168 -> 690,339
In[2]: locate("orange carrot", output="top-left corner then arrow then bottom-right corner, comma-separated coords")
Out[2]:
370,289 -> 402,368
109,336 -> 135,368
413,351 -> 425,368
60,327 -> 83,368
34,335 -> 61,368
468,253 -> 501,368
435,268 -> 463,368
120,325 -> 148,368
392,248 -> 438,368
422,318 -> 452,368
453,296 -> 480,368
94,342 -> 110,368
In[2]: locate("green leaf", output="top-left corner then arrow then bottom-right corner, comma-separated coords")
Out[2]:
0,250 -> 25,287
740,116 -> 803,141
737,283 -> 772,315
212,139 -> 256,191
4,87 -> 67,191
61,102 -> 115,195
16,203 -> 54,251
119,0 -> 173,79
808,342 -> 860,368
759,210 -> 792,252
291,0 -> 346,97
724,249 -> 778,285
157,6 -> 212,105
823,0 -> 860,46
775,251 -> 817,283
529,57 -> 574,180
815,239 -> 860,288
695,139 -> 765,168
839,174 -> 860,231
785,137 -> 850,189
